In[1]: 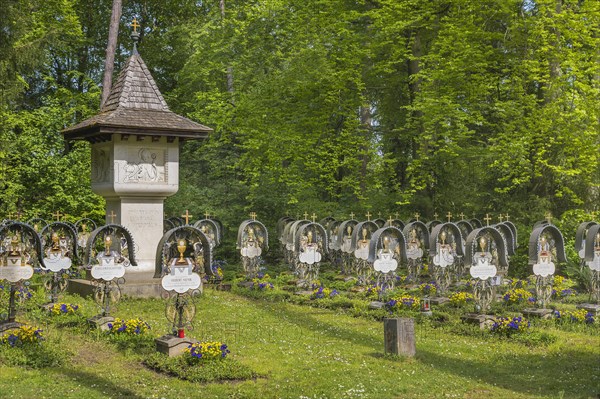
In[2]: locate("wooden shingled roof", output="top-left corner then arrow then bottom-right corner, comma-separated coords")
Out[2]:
62,52 -> 212,142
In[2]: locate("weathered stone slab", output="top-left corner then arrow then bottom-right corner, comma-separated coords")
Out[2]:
430,297 -> 449,305
155,335 -> 196,357
461,313 -> 496,330
522,308 -> 554,319
383,318 -> 415,357
369,301 -> 385,309
87,315 -> 115,331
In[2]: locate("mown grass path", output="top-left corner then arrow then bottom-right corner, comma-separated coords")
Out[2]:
0,289 -> 598,398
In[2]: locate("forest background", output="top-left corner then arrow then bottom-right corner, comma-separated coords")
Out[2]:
0,0 -> 598,234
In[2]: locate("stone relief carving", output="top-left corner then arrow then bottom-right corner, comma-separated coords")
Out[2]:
91,146 -> 111,183
122,148 -> 166,183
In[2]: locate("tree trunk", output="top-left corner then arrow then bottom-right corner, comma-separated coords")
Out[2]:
220,0 -> 234,94
100,0 -> 122,110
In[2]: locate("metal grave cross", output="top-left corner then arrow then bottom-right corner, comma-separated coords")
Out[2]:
484,213 -> 492,226
498,214 -> 504,222
350,212 -> 355,220
311,213 -> 317,223
459,212 -> 465,220
204,211 -> 211,219
414,212 -> 420,222
545,212 -> 553,224
53,210 -> 63,221
365,212 -> 372,221
181,210 -> 193,225
446,212 -> 452,222
250,212 -> 257,221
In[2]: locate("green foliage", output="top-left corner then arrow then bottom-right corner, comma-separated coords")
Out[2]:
144,352 -> 258,383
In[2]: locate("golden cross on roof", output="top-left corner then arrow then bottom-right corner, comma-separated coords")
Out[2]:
14,211 -> 22,220
181,210 -> 193,225
107,210 -> 117,224
249,212 -> 257,221
303,212 -> 309,220
498,214 -> 504,222
545,212 -> 553,224
414,212 -> 420,221
204,211 -> 210,219
433,212 -> 439,220
7,211 -> 14,220
394,212 -> 399,219
446,212 -> 452,222
311,213 -> 317,223
130,18 -> 140,33
504,213 -> 510,221
365,212 -> 372,221
484,213 -> 492,226
53,210 -> 63,221
350,212 -> 355,219
388,215 -> 394,224
378,211 -> 382,218
459,212 -> 465,220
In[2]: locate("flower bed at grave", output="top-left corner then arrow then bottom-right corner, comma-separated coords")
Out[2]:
365,285 -> 382,298
144,341 -> 259,383
449,291 -> 473,307
386,295 -> 420,311
311,286 -> 339,299
552,276 -> 577,298
107,318 -> 151,335
186,341 -> 230,362
50,303 -> 80,315
251,274 -> 274,290
1,325 -> 44,346
419,282 -> 437,297
502,288 -> 536,304
553,309 -> 595,324
489,316 -> 530,336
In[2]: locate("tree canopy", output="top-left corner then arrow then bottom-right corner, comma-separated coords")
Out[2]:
1,0 -> 598,229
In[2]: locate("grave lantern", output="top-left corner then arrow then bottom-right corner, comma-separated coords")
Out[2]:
62,20 -> 212,276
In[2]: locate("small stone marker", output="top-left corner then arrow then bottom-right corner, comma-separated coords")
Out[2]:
384,318 -> 415,357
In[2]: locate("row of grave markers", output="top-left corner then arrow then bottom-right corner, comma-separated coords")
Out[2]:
255,212 -> 600,314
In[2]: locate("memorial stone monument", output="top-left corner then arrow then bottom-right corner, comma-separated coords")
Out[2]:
62,21 -> 212,279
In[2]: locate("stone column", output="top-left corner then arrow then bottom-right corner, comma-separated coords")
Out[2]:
92,135 -> 179,275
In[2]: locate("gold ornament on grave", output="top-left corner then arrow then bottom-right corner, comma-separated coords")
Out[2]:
51,232 -> 60,250
10,234 -> 20,256
177,239 -> 187,264
440,230 -> 447,245
479,236 -> 487,251
104,235 -> 112,256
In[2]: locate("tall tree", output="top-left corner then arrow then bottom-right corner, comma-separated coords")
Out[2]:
100,0 -> 122,109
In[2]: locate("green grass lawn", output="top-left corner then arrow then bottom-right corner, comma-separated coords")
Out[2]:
0,286 -> 599,399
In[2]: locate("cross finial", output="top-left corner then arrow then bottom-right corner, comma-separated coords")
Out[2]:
394,212 -> 399,219
181,210 -> 193,225
7,211 -> 14,220
459,212 -> 465,220
350,212 -> 355,220
250,212 -> 257,221
433,212 -> 439,220
446,212 -> 452,222
545,212 -> 553,224
311,213 -> 317,223
303,211 -> 309,220
53,210 -> 63,221
498,214 -> 504,222
378,211 -> 382,218
414,212 -> 420,221
14,211 -> 22,221
504,213 -> 510,221
204,211 -> 210,219
131,17 -> 140,33
107,211 -> 117,224
130,18 -> 140,54
484,213 -> 492,226
388,215 -> 393,224
365,212 -> 372,221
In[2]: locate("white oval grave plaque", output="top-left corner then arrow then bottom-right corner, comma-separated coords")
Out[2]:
374,252 -> 398,273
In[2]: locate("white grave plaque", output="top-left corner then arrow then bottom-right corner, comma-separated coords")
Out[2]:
374,252 -> 398,273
